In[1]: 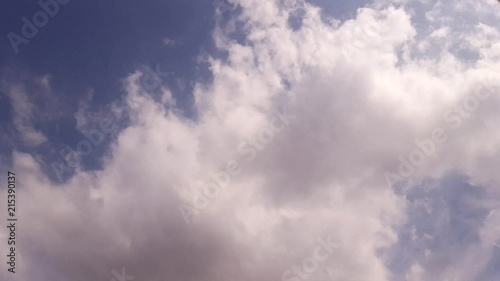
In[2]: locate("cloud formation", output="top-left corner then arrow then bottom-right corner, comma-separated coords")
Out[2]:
0,0 -> 499,280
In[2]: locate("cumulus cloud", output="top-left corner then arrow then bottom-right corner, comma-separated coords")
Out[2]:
0,0 -> 499,281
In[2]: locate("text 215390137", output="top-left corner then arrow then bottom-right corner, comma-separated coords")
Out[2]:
6,171 -> 16,274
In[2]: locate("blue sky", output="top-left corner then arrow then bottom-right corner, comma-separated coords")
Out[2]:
0,0 -> 222,179
0,0 -> 500,281
0,0 -> 371,179
0,0 -> 214,115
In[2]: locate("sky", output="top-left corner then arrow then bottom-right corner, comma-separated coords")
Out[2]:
0,0 -> 499,280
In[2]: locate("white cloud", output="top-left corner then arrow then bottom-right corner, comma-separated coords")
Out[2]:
2,85 -> 47,146
0,0 -> 499,281
163,37 -> 181,47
